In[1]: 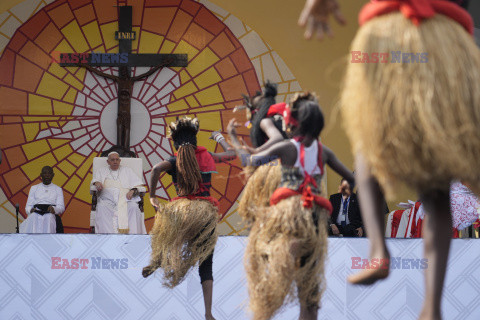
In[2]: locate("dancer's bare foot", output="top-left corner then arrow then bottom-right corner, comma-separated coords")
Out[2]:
347,255 -> 390,285
205,313 -> 216,320
418,309 -> 442,320
142,265 -> 156,278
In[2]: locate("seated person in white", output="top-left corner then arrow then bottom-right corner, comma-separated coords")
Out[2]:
20,166 -> 65,233
91,152 -> 146,234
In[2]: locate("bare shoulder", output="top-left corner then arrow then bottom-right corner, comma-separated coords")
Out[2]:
259,117 -> 275,128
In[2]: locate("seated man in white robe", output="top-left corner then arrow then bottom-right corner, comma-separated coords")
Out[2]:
91,152 -> 146,234
21,166 -> 65,233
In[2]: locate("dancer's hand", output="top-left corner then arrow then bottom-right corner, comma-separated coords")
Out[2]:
48,206 -> 55,214
227,119 -> 243,148
298,0 -> 346,40
227,119 -> 240,137
150,197 -> 160,209
242,144 -> 256,154
209,130 -> 222,140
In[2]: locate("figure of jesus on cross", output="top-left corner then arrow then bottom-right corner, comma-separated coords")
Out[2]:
79,63 -> 170,148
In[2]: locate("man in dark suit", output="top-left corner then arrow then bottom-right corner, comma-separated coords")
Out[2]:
329,178 -> 364,237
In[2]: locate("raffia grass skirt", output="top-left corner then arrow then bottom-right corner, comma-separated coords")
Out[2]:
341,13 -> 480,199
143,198 -> 218,288
238,164 -> 282,226
245,196 -> 329,320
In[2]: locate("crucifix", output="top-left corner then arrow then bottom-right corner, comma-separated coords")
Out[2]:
60,6 -> 188,152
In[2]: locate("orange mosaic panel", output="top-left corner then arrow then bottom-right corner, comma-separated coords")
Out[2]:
182,23 -> 214,50
209,32 -> 235,59
0,50 -> 15,86
180,0 -> 200,16
47,2 -> 75,29
145,0 -> 181,7
166,10 -> 192,43
73,4 -> 96,26
194,7 -> 224,35
20,10 -> 50,40
142,7 -> 176,36
230,48 -> 252,73
5,146 -> 28,169
0,87 -> 28,114
4,168 -> 29,195
219,75 -> 249,102
214,57 -> 238,80
68,0 -> 92,10
93,0 -> 117,24
13,56 -> 44,92
35,23 -> 64,53
8,33 -> 28,53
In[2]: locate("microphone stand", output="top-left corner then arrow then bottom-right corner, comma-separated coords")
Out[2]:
15,204 -> 19,233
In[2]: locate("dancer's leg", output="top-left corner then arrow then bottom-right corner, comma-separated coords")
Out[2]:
418,188 -> 451,320
348,153 -> 390,285
299,304 -> 317,320
199,253 -> 216,320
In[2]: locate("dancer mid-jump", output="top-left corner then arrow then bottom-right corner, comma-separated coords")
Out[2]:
143,117 -> 235,320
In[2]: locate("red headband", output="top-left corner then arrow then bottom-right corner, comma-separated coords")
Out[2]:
267,102 -> 299,127
359,0 -> 473,35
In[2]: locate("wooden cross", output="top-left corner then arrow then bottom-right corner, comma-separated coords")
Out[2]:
60,6 -> 188,151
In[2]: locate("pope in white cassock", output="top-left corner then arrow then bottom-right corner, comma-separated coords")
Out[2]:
91,152 -> 146,234
20,166 -> 65,233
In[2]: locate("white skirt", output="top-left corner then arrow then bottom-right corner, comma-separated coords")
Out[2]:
20,213 -> 56,233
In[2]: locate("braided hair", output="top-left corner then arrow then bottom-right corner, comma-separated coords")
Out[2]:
169,117 -> 202,196
248,81 -> 278,148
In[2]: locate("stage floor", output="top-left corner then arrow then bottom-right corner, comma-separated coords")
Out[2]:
0,235 -> 479,320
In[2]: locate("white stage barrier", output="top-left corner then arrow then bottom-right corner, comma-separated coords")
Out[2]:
0,235 -> 479,320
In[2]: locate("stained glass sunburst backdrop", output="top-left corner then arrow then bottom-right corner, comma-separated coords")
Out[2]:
0,0 -> 302,234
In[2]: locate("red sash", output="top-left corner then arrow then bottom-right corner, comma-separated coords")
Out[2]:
270,140 -> 332,214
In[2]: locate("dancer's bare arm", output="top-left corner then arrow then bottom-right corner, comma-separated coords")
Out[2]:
298,0 -> 346,40
323,145 -> 354,184
228,118 -> 296,166
252,118 -> 285,153
209,131 -> 237,163
251,141 -> 296,167
149,161 -> 173,208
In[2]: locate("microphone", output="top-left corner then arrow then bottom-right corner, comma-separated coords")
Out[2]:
15,203 -> 20,233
